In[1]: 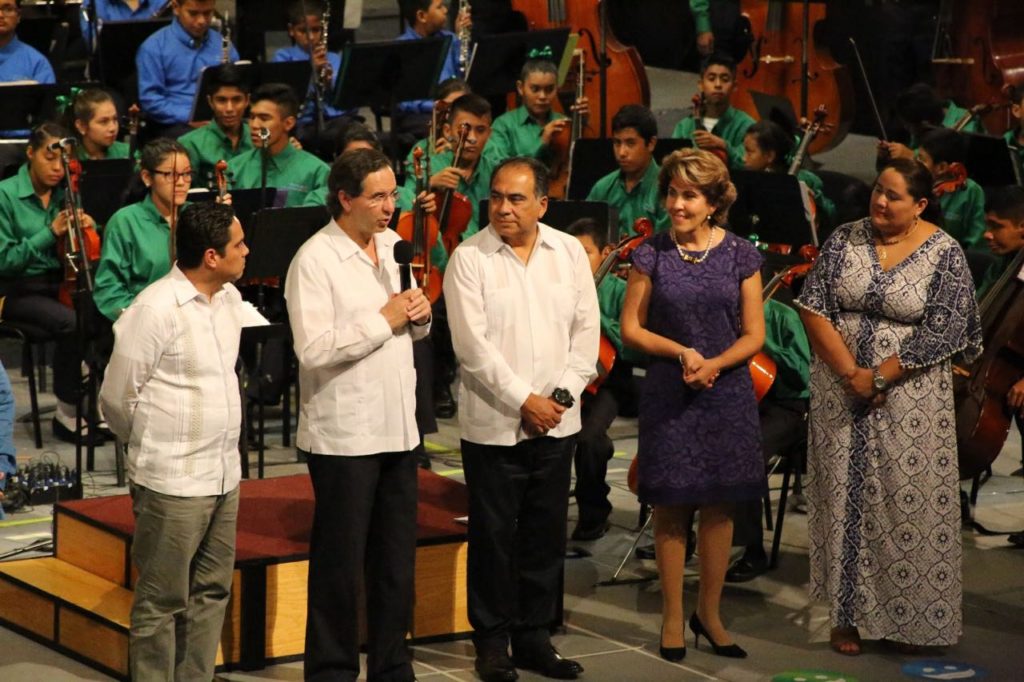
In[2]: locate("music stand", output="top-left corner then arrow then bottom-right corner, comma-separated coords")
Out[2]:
963,133 -> 1018,188
80,159 -> 135,226
567,138 -> 691,201
95,18 -> 171,97
729,170 -> 816,247
239,206 -> 327,477
16,16 -> 60,59
479,199 -> 618,244
749,89 -> 800,133
188,62 -> 312,123
188,187 -> 279,227
0,84 -> 66,132
464,29 -> 572,97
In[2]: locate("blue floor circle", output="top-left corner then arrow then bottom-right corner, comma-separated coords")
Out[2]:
901,660 -> 987,679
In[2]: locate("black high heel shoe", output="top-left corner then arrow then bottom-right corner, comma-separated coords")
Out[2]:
689,613 -> 747,658
659,625 -> 687,662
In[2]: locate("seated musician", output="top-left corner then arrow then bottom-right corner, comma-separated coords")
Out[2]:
565,217 -> 636,541
488,57 -> 589,165
403,77 -> 472,167
80,0 -> 166,48
916,127 -> 986,251
272,0 -> 355,148
228,84 -> 329,207
94,139 -> 193,322
178,63 -> 252,190
1005,86 -> 1023,169
136,0 -> 238,136
66,88 -> 130,162
0,0 -> 56,155
978,185 -> 1024,469
394,0 -> 471,139
726,298 -> 811,582
742,119 -> 837,228
586,105 -> 670,237
877,82 -> 983,162
671,53 -> 753,169
0,124 -> 103,444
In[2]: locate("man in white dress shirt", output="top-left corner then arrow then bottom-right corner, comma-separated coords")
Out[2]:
443,156 -> 600,682
100,202 -> 262,681
285,148 -> 431,682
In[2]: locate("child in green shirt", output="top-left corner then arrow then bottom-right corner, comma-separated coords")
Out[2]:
671,53 -> 753,169
916,127 -> 986,251
67,88 -> 131,161
179,64 -> 254,190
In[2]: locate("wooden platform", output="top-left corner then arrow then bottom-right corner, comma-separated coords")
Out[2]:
0,471 -> 471,679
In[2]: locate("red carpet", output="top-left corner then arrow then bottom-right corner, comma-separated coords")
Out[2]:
56,470 -> 468,563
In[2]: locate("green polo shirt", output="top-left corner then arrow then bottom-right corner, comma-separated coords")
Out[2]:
93,195 -> 172,320
796,169 -> 837,226
671,106 -> 754,169
179,122 -> 254,190
586,160 -> 669,237
76,140 -> 130,161
0,165 -> 63,279
763,299 -> 810,401
229,143 -> 329,207
409,147 -> 500,241
940,177 -> 986,250
688,0 -> 712,34
975,252 -> 1016,301
1005,129 -> 1024,167
488,105 -> 565,162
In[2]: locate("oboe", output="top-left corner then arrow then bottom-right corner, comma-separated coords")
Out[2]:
457,0 -> 471,78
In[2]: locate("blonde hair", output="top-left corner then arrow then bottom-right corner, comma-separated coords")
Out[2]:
657,148 -> 738,226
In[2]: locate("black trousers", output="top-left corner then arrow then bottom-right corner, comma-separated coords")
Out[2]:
733,398 -> 808,549
461,436 -> 574,654
574,386 -> 618,527
3,277 -> 81,404
304,450 -> 418,682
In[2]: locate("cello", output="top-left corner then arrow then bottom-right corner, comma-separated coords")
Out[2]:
511,0 -> 650,136
733,0 -> 853,154
953,247 -> 1024,480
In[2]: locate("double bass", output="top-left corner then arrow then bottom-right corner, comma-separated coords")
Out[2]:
733,0 -> 853,154
511,0 -> 650,136
954,248 -> 1024,480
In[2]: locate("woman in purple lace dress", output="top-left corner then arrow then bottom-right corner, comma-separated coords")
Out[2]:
622,149 -> 766,661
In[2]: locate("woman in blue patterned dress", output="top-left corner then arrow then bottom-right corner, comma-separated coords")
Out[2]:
622,149 -> 766,661
796,158 -> 982,655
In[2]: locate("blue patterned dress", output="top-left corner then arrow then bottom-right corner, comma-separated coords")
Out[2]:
630,230 -> 765,507
796,219 -> 982,646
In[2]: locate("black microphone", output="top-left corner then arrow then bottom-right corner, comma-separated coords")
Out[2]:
46,137 -> 77,152
393,239 -> 413,292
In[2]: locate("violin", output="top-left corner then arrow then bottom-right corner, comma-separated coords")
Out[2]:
126,103 -> 141,162
788,105 -> 831,235
438,122 -> 474,257
691,91 -> 728,165
548,50 -> 586,200
587,217 -> 653,395
57,158 -> 102,309
396,146 -> 443,303
932,162 -> 969,199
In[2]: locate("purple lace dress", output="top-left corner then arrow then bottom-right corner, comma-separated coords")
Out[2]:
630,230 -> 765,507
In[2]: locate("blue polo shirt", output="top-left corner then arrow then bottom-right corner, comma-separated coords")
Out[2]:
271,45 -> 350,124
0,37 -> 55,137
80,0 -> 164,47
136,19 -> 239,125
395,25 -> 460,115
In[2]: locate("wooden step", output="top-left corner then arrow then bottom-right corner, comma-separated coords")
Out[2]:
54,508 -> 132,588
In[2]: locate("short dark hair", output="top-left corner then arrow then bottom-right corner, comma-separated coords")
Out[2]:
918,127 -> 967,166
700,52 -> 736,76
205,63 -> 250,98
566,217 -> 608,251
176,203 -> 235,270
336,122 -> 381,155
611,104 -> 657,142
251,83 -> 300,120
520,58 -> 558,83
398,0 -> 432,27
895,82 -> 944,127
985,185 -> 1024,222
28,122 -> 68,151
139,138 -> 189,173
437,77 -> 471,100
326,148 -> 392,217
745,119 -> 794,171
450,93 -> 491,120
877,158 -> 943,225
491,156 -> 549,199
286,0 -> 326,25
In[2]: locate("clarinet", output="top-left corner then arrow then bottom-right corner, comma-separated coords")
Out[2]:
221,11 -> 230,63
457,0 -> 471,78
319,4 -> 331,90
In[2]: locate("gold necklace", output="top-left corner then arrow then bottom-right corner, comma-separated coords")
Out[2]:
672,224 -> 716,264
874,217 -> 919,262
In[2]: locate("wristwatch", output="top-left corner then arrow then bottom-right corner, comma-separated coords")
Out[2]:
872,368 -> 889,394
551,387 -> 575,409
